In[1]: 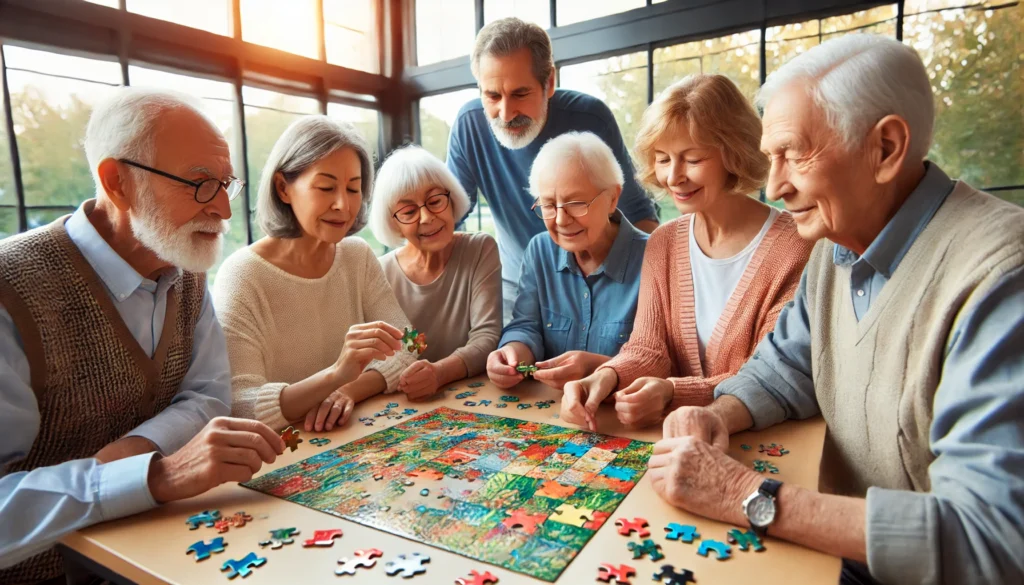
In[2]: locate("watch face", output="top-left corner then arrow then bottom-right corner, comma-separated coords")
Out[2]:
748,495 -> 776,527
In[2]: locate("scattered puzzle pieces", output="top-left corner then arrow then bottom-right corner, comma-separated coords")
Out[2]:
759,443 -> 789,456
495,403 -> 507,408
464,401 -> 478,407
221,552 -> 266,579
615,517 -> 650,537
456,569 -> 499,585
309,437 -> 331,447
478,400 -> 492,406
696,539 -> 732,560
727,528 -> 766,552
227,511 -> 253,529
456,391 -> 477,399
535,401 -> 551,409
516,403 -> 532,410
627,539 -> 664,561
385,552 -> 431,578
550,503 -> 594,528
499,395 -> 519,402
213,519 -> 232,533
502,509 -> 548,534
653,565 -> 696,585
186,537 -> 226,561
515,362 -> 538,377
302,529 -> 343,547
403,408 -> 418,415
258,527 -> 299,549
556,442 -> 590,457
186,510 -> 220,530
335,548 -> 383,575
753,459 -> 779,474
597,563 -> 636,584
280,426 -> 302,452
467,382 -> 484,388
664,523 -> 699,543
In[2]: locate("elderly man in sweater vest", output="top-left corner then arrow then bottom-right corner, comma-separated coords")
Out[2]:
0,88 -> 284,585
647,35 -> 1024,585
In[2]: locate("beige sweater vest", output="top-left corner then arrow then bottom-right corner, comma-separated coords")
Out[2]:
805,182 -> 1024,497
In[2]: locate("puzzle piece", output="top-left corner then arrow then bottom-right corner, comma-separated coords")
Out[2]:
408,467 -> 444,481
227,511 -> 253,529
753,459 -> 779,474
456,569 -> 499,585
549,503 -> 594,528
664,523 -> 699,543
385,552 -> 431,577
615,517 -> 650,537
186,537 -> 226,561
597,563 -> 636,584
727,528 -> 766,552
402,327 -> 428,354
536,481 -> 577,499
516,362 -> 538,377
495,403 -> 507,408
500,395 -> 519,402
280,426 -> 302,452
185,510 -> 220,530
759,443 -> 789,456
535,401 -> 551,409
446,386 -> 458,391
627,539 -> 664,561
653,565 -> 696,585
516,403 -> 532,410
335,548 -> 383,575
302,528 -> 343,547
502,509 -> 548,534
213,519 -> 232,533
220,552 -> 266,579
258,527 -> 299,549
555,442 -> 590,457
456,391 -> 477,399
696,539 -> 732,560
309,437 -> 331,447
478,400 -> 492,406
583,510 -> 611,530
403,408 -> 418,415
600,466 -> 636,482
467,382 -> 484,388
740,444 -> 752,450
464,401 -> 478,407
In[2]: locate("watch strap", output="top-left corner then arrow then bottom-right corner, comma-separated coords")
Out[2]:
759,478 -> 783,498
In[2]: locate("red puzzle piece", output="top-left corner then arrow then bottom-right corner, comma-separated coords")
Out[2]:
280,426 -> 302,452
407,467 -> 444,481
502,510 -> 548,535
597,563 -> 636,584
615,517 -> 650,537
583,511 -> 611,530
228,511 -> 253,528
213,519 -> 232,533
536,481 -> 577,500
456,569 -> 499,585
302,529 -> 343,547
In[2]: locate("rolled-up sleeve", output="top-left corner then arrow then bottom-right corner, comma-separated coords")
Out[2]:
866,265 -> 1024,585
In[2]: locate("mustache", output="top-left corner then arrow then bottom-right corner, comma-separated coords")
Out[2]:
492,115 -> 533,130
187,217 -> 230,235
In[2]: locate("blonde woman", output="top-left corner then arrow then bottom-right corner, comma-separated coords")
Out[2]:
563,75 -> 813,431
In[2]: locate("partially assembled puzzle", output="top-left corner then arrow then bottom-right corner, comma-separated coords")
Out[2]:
244,407 -> 652,581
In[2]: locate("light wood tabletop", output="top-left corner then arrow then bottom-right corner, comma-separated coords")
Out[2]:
61,376 -> 841,585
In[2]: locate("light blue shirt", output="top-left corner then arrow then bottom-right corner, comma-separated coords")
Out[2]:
714,164 -> 1024,584
500,211 -> 648,361
0,203 -> 231,569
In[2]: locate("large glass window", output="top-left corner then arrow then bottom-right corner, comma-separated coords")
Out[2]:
127,0 -> 231,36
766,6 -> 897,74
324,1 -> 378,73
0,51 -> 16,239
241,0 -> 319,59
653,30 -> 761,103
559,51 -> 648,150
484,0 -> 551,29
416,0 -> 477,66
557,0 -> 645,27
327,102 -> 383,254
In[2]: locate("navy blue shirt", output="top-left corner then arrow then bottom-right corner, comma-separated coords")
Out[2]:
499,211 -> 648,360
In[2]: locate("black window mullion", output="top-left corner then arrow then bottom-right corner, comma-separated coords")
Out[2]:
1,47 -> 27,233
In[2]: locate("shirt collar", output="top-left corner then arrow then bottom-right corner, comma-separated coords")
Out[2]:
557,209 -> 642,283
65,200 -> 148,302
833,162 -> 955,277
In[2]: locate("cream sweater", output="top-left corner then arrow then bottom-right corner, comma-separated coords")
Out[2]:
213,238 -> 414,429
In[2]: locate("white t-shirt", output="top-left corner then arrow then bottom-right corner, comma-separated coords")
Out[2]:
689,207 -> 780,364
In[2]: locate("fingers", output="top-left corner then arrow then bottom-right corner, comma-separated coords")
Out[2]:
347,337 -> 398,359
614,379 -> 647,402
338,399 -> 355,426
314,398 -> 334,432
221,447 -> 264,474
217,417 -> 285,454
304,407 -> 318,433
219,429 -> 280,463
531,365 -> 573,389
710,425 -> 730,452
218,462 -> 257,486
350,321 -> 404,346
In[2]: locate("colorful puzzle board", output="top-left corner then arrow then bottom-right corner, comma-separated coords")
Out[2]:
243,407 -> 652,581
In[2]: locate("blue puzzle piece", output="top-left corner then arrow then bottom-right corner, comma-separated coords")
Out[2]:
628,538 -> 664,561
308,438 -> 331,447
517,403 -> 532,410
456,391 -> 476,399
697,539 -> 732,560
535,402 -> 551,409
186,510 -> 220,530
387,402 -> 399,408
600,466 -> 636,481
186,537 -> 226,561
467,382 -> 484,388
500,395 -> 519,402
664,523 -> 700,543
478,400 -> 491,406
221,552 -> 266,579
464,401 -> 477,406
403,408 -> 418,415
556,443 -> 590,457
727,528 -> 766,552
495,403 -> 507,408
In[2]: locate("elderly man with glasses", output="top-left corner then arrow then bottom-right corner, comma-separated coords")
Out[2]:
486,131 -> 648,397
0,88 -> 284,585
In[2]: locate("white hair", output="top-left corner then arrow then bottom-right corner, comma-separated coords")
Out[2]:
369,145 -> 471,248
529,131 -> 624,197
84,86 -> 214,197
756,34 -> 934,162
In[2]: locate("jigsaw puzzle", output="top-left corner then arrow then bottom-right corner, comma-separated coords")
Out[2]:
335,548 -> 382,575
243,407 -> 652,582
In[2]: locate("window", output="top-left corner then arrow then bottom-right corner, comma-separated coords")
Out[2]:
484,0 -> 551,29
3,46 -> 121,229
653,30 -> 761,103
766,6 -> 897,74
241,0 -> 319,59
0,51 -> 15,239
327,102 -> 383,254
82,0 -> 118,6
416,0 -> 477,66
557,0 -> 645,27
905,2 -> 1023,194
559,51 -> 648,150
324,0 -> 378,73
127,0 -> 231,36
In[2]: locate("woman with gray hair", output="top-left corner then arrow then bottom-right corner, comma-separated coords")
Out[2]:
486,131 -> 648,399
369,146 -> 502,398
214,116 -> 415,433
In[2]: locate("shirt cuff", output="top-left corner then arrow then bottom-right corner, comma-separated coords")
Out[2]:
97,452 -> 159,522
254,384 -> 291,431
499,331 -> 542,362
866,487 -> 938,585
367,351 -> 415,393
713,374 -> 787,430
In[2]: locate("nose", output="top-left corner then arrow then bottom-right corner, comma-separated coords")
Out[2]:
331,191 -> 351,212
418,205 -> 436,223
554,206 -> 574,226
499,98 -> 516,123
765,159 -> 794,202
666,158 -> 687,188
205,185 -> 233,220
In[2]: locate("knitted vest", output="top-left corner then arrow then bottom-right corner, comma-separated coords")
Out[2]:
0,218 -> 205,585
805,182 -> 1024,497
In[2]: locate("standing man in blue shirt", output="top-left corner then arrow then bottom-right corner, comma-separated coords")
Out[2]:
0,88 -> 284,585
447,18 -> 659,321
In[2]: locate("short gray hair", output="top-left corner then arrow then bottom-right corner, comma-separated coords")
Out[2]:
471,17 -> 554,88
256,116 -> 374,238
529,131 -> 624,197
756,34 -> 934,162
368,145 -> 471,249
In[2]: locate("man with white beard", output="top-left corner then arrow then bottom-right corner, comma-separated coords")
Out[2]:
447,18 -> 660,322
0,88 -> 284,585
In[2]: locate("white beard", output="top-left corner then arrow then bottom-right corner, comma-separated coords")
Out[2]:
130,186 -> 230,273
488,98 -> 548,150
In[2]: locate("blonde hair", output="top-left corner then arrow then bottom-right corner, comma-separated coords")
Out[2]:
634,74 -> 768,196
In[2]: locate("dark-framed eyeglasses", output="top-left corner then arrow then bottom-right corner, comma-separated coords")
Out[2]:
119,159 -> 244,204
392,192 -> 451,225
531,190 -> 608,220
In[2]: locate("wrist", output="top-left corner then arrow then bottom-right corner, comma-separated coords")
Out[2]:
730,471 -> 768,526
596,366 -> 619,389
147,455 -> 173,504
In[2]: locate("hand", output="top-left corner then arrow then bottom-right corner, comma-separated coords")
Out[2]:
398,360 -> 441,401
334,321 -> 404,385
304,390 -> 355,432
663,406 -> 730,451
94,436 -> 160,464
561,368 -> 617,432
147,417 -> 284,504
647,436 -> 762,525
614,376 -> 673,428
532,351 -> 601,390
486,345 -> 527,389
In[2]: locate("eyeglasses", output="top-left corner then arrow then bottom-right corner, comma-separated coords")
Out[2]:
119,159 -> 244,204
531,190 -> 608,220
392,192 -> 451,224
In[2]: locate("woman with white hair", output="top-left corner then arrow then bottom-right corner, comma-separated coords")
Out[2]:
214,116 -> 415,433
369,146 -> 502,398
485,131 -> 648,397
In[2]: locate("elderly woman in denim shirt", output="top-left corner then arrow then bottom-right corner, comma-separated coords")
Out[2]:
486,131 -> 648,392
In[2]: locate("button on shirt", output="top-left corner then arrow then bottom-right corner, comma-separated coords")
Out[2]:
499,211 -> 648,360
0,202 -> 231,569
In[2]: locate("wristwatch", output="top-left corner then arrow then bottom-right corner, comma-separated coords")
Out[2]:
742,478 -> 782,536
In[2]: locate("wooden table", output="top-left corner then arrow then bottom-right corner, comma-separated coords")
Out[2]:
60,377 -> 841,584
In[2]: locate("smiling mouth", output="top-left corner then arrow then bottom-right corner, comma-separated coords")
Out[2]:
672,187 -> 702,199
321,218 -> 348,227
558,230 -> 584,238
420,226 -> 443,238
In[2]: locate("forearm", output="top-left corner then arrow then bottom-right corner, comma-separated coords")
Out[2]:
581,352 -> 611,376
706,395 -> 755,434
770,485 -> 867,563
434,355 -> 469,386
94,436 -> 159,464
279,365 -> 344,422
340,370 -> 387,403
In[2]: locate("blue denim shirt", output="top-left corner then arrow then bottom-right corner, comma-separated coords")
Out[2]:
499,211 -> 648,360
